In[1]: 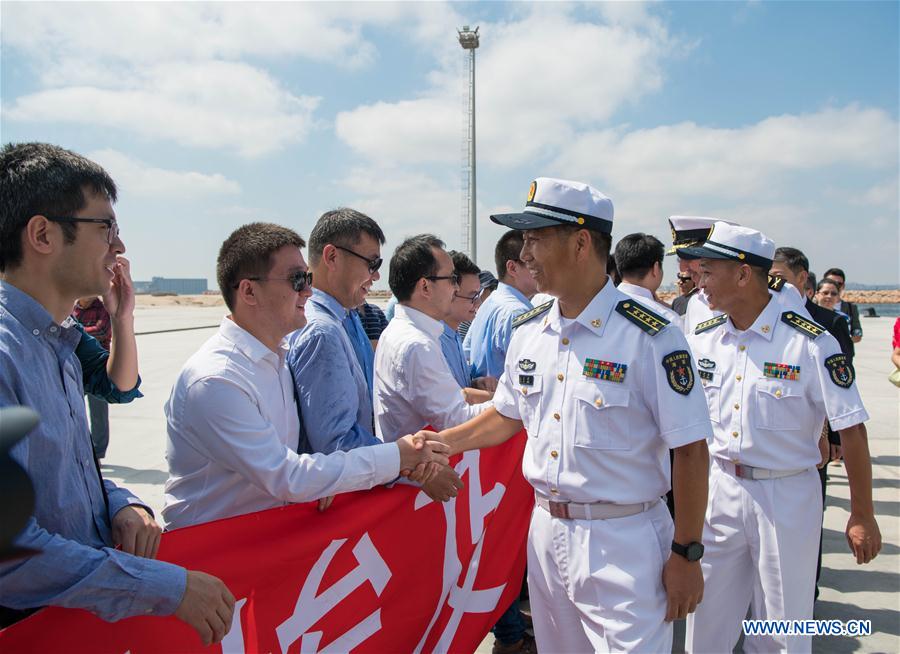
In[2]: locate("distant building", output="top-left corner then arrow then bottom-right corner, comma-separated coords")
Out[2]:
133,277 -> 208,295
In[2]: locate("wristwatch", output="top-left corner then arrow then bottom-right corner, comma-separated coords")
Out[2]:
671,540 -> 704,561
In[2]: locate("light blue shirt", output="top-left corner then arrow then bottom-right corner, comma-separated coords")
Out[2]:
0,281 -> 185,621
287,289 -> 380,454
440,323 -> 473,389
462,282 -> 533,378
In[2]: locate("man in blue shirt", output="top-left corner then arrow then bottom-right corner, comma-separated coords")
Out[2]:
440,251 -> 486,392
0,143 -> 234,644
287,208 -> 385,454
463,230 -> 538,379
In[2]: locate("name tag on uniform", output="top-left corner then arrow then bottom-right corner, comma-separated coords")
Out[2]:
699,370 -> 714,381
519,374 -> 535,386
764,362 -> 800,381
583,358 -> 627,383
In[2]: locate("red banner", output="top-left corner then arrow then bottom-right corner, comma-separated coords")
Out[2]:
0,434 -> 532,653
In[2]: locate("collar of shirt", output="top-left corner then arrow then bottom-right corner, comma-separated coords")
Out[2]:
544,277 -> 617,337
219,315 -> 287,366
393,304 -> 444,341
721,295 -> 779,342
617,281 -> 656,302
0,279 -> 80,358
495,281 -> 532,308
441,321 -> 461,342
310,287 -> 350,320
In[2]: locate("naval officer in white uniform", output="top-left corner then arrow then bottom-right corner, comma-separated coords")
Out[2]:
682,222 -> 881,653
430,178 -> 714,653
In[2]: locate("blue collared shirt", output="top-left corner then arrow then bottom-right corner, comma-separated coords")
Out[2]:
287,289 -> 380,454
462,282 -> 533,378
440,323 -> 473,389
0,281 -> 184,621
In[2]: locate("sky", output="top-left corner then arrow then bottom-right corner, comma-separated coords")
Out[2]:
1,1 -> 898,287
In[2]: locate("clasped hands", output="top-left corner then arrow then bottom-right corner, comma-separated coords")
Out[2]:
397,430 -> 464,502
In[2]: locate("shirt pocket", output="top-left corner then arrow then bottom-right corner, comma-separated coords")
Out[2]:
572,380 -> 631,450
755,379 -> 804,431
517,375 -> 543,434
699,373 -> 723,424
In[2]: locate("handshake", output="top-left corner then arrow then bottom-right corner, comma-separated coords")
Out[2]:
395,430 -> 464,502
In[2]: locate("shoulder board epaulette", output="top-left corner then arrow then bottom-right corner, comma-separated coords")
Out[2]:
694,314 -> 727,334
767,275 -> 785,292
512,300 -> 554,328
614,300 -> 670,336
780,311 -> 824,338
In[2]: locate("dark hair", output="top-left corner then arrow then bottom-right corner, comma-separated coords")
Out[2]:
773,247 -> 810,274
308,207 -> 385,265
0,142 -> 118,272
613,233 -> 664,278
555,224 -> 613,260
217,222 -> 306,311
389,234 -> 445,302
494,230 -> 524,280
806,271 -> 817,293
449,250 -> 480,277
817,278 -> 841,293
823,267 -> 846,282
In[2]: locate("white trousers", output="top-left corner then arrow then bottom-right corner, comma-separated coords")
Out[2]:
527,499 -> 674,653
685,459 -> 821,654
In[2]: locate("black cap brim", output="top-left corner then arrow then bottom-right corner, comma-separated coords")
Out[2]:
490,211 -> 562,230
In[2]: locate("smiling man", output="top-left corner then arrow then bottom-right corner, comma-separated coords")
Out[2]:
429,178 -> 713,653
163,223 -> 450,530
682,222 -> 880,653
287,208 -> 385,454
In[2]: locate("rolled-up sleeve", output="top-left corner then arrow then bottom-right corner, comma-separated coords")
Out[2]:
75,324 -> 143,403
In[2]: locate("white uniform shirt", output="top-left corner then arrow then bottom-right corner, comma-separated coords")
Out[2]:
492,280 -> 713,505
617,281 -> 682,327
163,317 -> 400,529
687,297 -> 868,470
683,283 -> 812,336
374,304 -> 490,441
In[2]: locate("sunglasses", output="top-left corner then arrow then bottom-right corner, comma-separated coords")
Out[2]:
335,245 -> 382,274
235,270 -> 313,292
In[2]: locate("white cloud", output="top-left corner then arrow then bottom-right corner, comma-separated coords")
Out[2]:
336,4 -> 680,167
5,62 -> 320,158
88,149 -> 241,198
550,105 -> 899,201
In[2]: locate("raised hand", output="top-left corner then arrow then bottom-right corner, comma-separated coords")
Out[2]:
102,255 -> 135,322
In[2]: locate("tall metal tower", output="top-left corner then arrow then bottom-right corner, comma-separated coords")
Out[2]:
458,25 -> 479,262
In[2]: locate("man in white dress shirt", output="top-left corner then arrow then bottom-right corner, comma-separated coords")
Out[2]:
614,232 -> 680,325
163,223 -> 449,530
682,222 -> 881,653
373,234 -> 492,501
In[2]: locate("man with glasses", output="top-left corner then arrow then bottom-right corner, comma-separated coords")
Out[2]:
823,267 -> 863,343
0,143 -> 234,646
373,235 -> 493,500
440,251 -> 487,394
463,230 -> 538,380
287,208 -> 385,455
163,223 -> 451,530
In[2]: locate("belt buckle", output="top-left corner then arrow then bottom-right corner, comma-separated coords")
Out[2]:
734,464 -> 750,479
548,501 -> 571,519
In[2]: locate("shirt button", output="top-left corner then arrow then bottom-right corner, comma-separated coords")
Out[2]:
562,338 -> 570,345
594,397 -> 603,407
551,450 -> 559,459
775,390 -> 782,398
553,412 -> 561,421
739,345 -> 746,352
736,375 -> 743,381
32,329 -> 40,336
734,403 -> 740,410
557,373 -> 564,381
521,388 -> 528,395
550,487 -> 559,494
732,431 -> 739,438
49,326 -> 58,333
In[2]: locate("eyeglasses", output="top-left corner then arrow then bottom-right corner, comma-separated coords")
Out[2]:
425,272 -> 461,286
334,245 -> 382,274
47,216 -> 119,244
234,270 -> 313,292
454,289 -> 483,305
676,275 -> 692,284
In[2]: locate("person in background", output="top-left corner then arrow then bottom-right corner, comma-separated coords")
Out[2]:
357,301 -> 389,351
440,251 -> 483,390
73,295 -> 112,458
463,230 -> 538,379
672,272 -> 695,315
0,142 -> 234,645
823,267 -> 862,343
614,232 -> 680,324
805,271 -> 817,300
458,270 -> 498,341
893,318 -> 900,370
815,278 -> 850,329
